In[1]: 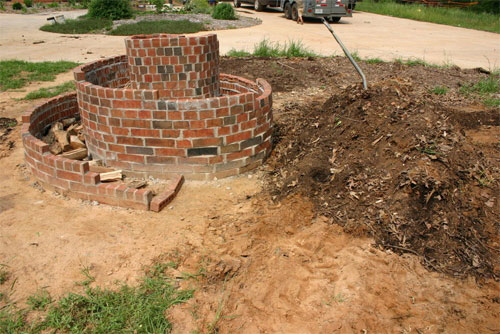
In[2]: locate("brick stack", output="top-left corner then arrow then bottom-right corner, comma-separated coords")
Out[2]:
125,34 -> 220,98
21,93 -> 154,210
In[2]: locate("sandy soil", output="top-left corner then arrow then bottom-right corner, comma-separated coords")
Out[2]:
0,8 -> 499,68
0,56 -> 499,333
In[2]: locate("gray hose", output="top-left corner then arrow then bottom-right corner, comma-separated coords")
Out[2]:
322,18 -> 368,90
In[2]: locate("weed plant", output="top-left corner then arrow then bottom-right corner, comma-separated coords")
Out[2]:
227,39 -> 319,58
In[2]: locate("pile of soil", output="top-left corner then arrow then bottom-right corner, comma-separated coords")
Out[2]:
266,78 -> 499,279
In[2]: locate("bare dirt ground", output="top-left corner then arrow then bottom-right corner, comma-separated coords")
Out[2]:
0,57 -> 499,333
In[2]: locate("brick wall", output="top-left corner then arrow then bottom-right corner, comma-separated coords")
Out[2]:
22,93 -> 153,210
74,56 -> 273,181
125,34 -> 220,98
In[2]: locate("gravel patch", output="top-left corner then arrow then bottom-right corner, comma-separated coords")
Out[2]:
113,13 -> 261,31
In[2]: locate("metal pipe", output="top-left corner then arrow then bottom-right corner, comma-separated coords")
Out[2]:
322,18 -> 368,90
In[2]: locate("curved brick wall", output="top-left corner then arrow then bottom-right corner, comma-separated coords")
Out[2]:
21,93 -> 154,210
125,34 -> 219,98
74,56 -> 272,181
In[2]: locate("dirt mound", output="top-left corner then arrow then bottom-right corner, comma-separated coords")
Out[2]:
267,79 -> 499,279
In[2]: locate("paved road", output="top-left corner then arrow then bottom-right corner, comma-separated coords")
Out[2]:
0,8 -> 498,68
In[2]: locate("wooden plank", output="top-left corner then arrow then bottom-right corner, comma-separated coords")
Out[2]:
61,148 -> 87,160
99,170 -> 122,182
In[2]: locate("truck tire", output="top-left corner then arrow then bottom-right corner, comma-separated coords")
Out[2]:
291,2 -> 298,21
254,0 -> 265,11
234,0 -> 241,7
328,16 -> 341,23
284,2 -> 292,19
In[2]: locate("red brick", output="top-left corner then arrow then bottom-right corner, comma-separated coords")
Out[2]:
56,170 -> 83,182
131,128 -> 160,137
145,138 -> 175,147
117,154 -> 145,163
117,136 -> 143,145
112,100 -> 141,109
155,148 -> 185,157
183,129 -> 214,138
226,130 -> 252,144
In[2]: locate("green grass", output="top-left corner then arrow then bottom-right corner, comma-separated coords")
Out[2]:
364,57 -> 385,64
227,39 -> 320,58
460,75 -> 500,107
23,81 -> 75,100
0,266 -> 8,285
40,17 -> 112,34
430,85 -> 449,95
0,60 -> 79,91
0,264 -> 194,333
357,0 -> 500,34
27,290 -> 52,311
109,20 -> 205,35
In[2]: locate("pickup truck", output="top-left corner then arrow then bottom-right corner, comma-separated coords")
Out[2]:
281,0 -> 355,22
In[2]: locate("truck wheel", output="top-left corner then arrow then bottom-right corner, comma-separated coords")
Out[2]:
254,0 -> 265,11
234,0 -> 241,7
291,3 -> 298,21
328,16 -> 341,23
284,2 -> 292,19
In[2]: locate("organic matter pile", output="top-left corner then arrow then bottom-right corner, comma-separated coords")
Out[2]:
268,78 -> 499,279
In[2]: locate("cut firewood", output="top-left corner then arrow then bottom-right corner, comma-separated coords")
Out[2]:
89,160 -> 103,167
49,142 -> 62,155
89,165 -> 114,173
67,124 -> 78,136
126,179 -> 147,189
70,135 -> 86,149
49,122 -> 63,134
61,148 -> 87,160
53,129 -> 71,151
99,170 -> 122,182
61,117 -> 76,128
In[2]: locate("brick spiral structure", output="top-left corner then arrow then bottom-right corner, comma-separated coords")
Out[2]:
22,33 -> 273,209
126,34 -> 220,98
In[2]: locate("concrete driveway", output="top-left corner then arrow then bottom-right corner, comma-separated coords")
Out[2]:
0,7 -> 498,68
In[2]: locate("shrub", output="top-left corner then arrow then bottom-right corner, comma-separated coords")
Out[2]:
24,0 -> 33,7
184,0 -> 211,14
88,0 -> 133,20
0,1 -> 5,10
12,2 -> 23,10
152,0 -> 165,13
47,2 -> 59,7
212,2 -> 236,20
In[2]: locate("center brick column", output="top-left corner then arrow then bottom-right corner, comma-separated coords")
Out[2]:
125,34 -> 220,98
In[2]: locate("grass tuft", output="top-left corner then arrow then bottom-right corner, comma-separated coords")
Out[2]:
460,75 -> 500,107
27,290 -> 52,311
430,85 -> 449,95
23,81 -> 75,100
227,39 -> 319,58
364,57 -> 385,64
109,20 -> 205,35
357,0 -> 500,34
0,266 -> 8,285
0,60 -> 79,91
40,17 -> 112,34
